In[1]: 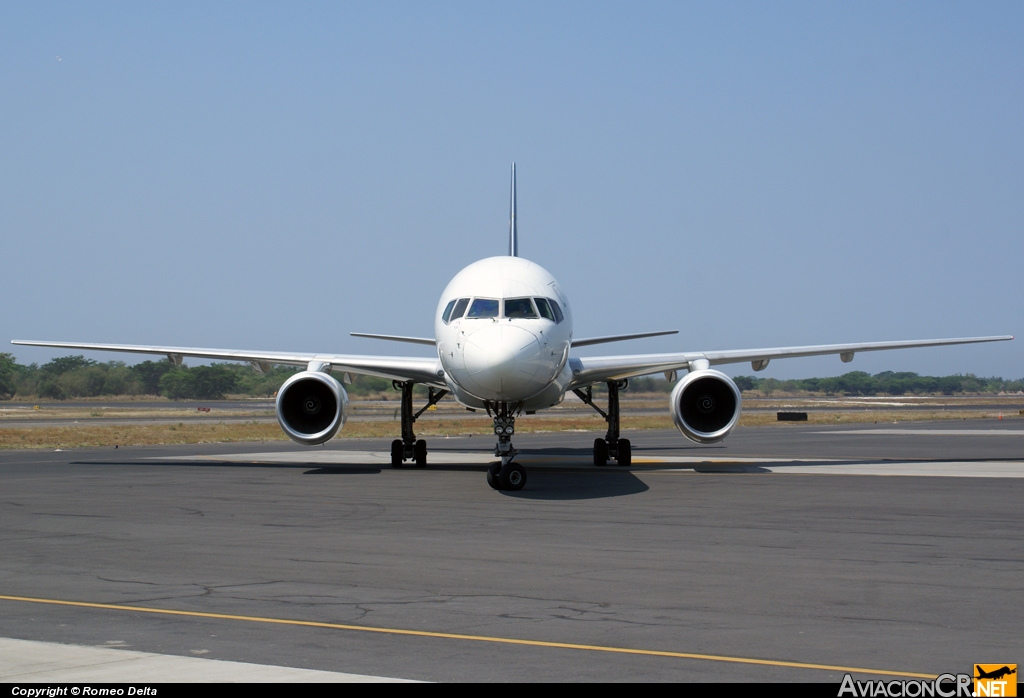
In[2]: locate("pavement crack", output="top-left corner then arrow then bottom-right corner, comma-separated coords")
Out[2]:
96,577 -> 154,586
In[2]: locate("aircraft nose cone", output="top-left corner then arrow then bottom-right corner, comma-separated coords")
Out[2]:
462,324 -> 542,398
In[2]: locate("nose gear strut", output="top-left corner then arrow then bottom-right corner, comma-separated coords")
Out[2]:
390,381 -> 448,468
485,401 -> 527,491
573,379 -> 632,467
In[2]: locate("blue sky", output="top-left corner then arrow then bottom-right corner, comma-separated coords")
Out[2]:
2,2 -> 1021,379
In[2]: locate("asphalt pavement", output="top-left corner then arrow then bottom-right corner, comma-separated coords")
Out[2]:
1,421 -> 1021,682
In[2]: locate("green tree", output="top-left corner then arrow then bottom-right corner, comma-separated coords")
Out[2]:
58,366 -> 108,397
733,376 -> 756,392
102,364 -> 142,395
158,369 -> 192,400
158,365 -> 238,400
187,365 -> 237,399
131,360 -> 174,395
0,353 -> 19,399
40,355 -> 94,376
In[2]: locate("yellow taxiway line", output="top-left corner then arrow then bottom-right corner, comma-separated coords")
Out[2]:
0,593 -> 936,679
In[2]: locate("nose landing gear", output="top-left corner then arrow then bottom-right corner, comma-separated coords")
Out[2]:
390,382 -> 447,468
485,402 -> 527,491
573,380 -> 632,467
486,461 -> 526,491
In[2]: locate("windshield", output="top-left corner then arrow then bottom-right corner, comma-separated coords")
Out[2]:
549,299 -> 564,323
441,300 -> 457,323
466,298 -> 500,318
450,298 -> 469,320
534,297 -> 563,323
504,298 -> 537,319
534,298 -> 555,321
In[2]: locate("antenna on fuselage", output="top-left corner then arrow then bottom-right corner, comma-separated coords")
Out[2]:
508,162 -> 518,257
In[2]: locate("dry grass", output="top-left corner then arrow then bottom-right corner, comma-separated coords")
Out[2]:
0,407 -> 272,421
0,422 -> 286,450
736,410 -> 1014,426
1,407 -> 1018,450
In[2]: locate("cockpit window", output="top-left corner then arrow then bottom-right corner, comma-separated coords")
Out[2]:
441,300 -> 457,324
450,298 -> 469,321
466,298 -> 499,318
549,299 -> 565,323
504,298 -> 537,319
534,297 -> 555,322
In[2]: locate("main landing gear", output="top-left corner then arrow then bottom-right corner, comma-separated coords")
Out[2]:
485,402 -> 527,491
390,381 -> 447,468
573,379 -> 632,467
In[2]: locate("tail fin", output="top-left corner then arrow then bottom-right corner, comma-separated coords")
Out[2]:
508,162 -> 518,257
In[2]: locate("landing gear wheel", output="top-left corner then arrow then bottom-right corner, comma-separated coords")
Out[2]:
390,439 -> 403,468
414,439 -> 427,467
499,462 -> 527,491
593,438 -> 608,466
486,463 -> 503,490
616,438 -> 631,467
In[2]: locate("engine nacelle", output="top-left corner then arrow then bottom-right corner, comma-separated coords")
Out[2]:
670,369 -> 742,444
276,371 -> 349,445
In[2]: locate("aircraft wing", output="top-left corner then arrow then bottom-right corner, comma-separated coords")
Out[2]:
10,340 -> 445,387
566,335 -> 1013,388
571,330 -> 678,348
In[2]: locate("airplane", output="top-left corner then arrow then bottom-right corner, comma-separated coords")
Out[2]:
974,663 -> 1015,679
12,165 -> 1014,491
975,666 -> 1016,681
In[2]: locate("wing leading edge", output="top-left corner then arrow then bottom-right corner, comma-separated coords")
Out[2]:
9,340 -> 445,387
567,335 -> 1013,388
10,335 -> 1015,395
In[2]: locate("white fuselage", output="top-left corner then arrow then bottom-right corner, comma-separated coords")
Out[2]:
434,256 -> 575,411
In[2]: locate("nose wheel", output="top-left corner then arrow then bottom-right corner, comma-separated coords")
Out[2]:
390,382 -> 447,468
486,402 -> 527,490
487,461 -> 527,491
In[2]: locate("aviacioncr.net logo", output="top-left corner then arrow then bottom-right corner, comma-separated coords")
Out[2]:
839,673 -> 973,697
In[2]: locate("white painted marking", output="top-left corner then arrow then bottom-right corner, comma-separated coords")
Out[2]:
0,637 -> 416,682
158,451 -> 1024,478
760,462 -> 1024,477
167,451 -> 835,466
812,429 -> 1024,436
651,462 -> 1024,477
187,450 -> 492,465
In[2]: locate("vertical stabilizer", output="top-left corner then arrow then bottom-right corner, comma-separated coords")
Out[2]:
508,163 -> 518,257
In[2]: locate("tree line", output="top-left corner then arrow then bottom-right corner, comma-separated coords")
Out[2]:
595,372 -> 1024,396
732,371 -> 1024,396
1,354 -> 1021,400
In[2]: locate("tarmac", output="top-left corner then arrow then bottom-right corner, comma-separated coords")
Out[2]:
1,420 -> 1021,682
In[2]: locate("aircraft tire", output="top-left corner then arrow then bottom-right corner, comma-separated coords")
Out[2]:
414,439 -> 427,467
486,463 -> 503,490
616,438 -> 631,467
390,439 -> 404,468
593,438 -> 608,466
499,463 -> 527,491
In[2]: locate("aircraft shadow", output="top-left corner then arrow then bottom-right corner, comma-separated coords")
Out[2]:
72,458 -> 651,498
499,470 -> 649,500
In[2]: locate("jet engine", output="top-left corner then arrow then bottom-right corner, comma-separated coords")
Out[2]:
276,371 -> 349,445
670,369 -> 742,444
